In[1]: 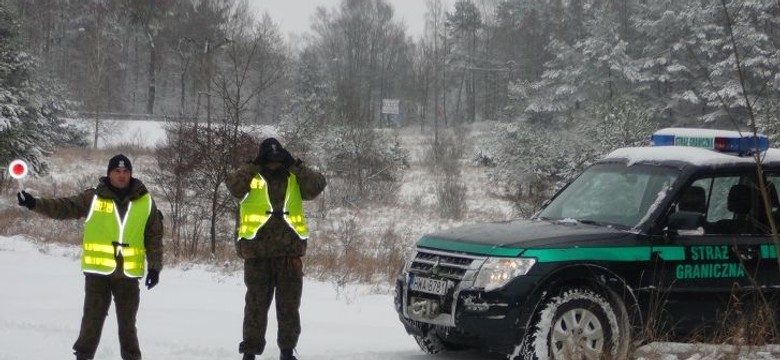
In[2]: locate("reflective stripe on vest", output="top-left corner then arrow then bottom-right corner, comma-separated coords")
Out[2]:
82,193 -> 152,278
238,173 -> 309,240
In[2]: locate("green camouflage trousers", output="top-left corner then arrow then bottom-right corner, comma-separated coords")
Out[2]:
239,257 -> 303,355
72,274 -> 141,360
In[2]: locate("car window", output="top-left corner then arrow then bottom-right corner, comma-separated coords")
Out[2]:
763,174 -> 780,230
703,177 -> 739,223
679,174 -> 772,235
539,164 -> 679,228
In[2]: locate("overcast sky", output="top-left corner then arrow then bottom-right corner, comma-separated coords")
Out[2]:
248,0 -> 448,38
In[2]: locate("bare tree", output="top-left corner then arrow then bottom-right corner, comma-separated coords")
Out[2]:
413,38 -> 434,133
189,0 -> 232,131
80,0 -> 125,148
447,0 -> 481,124
313,0 -> 411,128
424,0 -> 446,141
215,8 -> 286,131
124,0 -> 176,115
88,0 -> 108,148
152,120 -> 202,258
206,5 -> 287,255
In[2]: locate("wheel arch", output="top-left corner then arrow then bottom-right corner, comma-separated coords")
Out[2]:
518,263 -> 644,340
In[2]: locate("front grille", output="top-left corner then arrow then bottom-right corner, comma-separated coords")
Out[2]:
402,249 -> 486,326
409,249 -> 482,280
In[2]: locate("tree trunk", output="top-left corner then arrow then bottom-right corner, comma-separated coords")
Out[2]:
442,33 -> 448,128
180,72 -> 186,115
133,34 -> 139,111
469,30 -> 477,123
146,35 -> 156,114
92,2 -> 103,149
210,182 -> 218,256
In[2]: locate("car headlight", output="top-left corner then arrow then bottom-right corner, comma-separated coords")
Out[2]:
474,257 -> 536,291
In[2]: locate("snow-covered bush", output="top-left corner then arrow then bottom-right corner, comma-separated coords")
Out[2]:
423,131 -> 468,220
488,119 -> 594,217
323,126 -> 409,206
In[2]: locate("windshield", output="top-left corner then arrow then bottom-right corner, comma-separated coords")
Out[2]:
537,163 -> 680,229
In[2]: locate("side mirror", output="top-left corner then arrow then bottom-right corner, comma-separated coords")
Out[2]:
667,211 -> 704,232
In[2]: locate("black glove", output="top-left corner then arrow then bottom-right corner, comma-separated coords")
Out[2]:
279,148 -> 296,169
145,269 -> 159,289
17,191 -> 36,210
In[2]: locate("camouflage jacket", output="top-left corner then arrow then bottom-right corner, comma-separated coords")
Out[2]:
226,161 -> 326,258
32,177 -> 165,276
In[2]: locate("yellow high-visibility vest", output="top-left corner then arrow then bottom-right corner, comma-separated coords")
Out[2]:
238,173 -> 309,240
82,194 -> 152,278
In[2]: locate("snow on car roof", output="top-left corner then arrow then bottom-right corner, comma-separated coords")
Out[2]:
602,146 -> 780,167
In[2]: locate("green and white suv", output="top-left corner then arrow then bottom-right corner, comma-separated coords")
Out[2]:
395,128 -> 780,359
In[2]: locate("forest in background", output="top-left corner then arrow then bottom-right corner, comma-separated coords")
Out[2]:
2,0 -> 780,279
6,0 -> 779,125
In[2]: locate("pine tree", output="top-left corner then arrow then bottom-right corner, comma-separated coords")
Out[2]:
682,0 -> 780,125
633,0 -> 780,126
447,0 -> 481,123
526,1 -> 637,116
0,3 -> 84,176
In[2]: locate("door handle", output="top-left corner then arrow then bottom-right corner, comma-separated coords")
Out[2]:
732,245 -> 759,261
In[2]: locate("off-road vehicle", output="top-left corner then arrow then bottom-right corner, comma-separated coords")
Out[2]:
394,128 -> 780,359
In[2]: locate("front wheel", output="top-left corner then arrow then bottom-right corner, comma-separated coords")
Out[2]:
414,331 -> 469,354
511,287 -> 630,360
414,333 -> 447,354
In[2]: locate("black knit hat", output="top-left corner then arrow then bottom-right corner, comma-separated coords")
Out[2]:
107,154 -> 132,175
258,138 -> 286,163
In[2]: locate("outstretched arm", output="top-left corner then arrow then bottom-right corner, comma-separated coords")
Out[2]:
31,189 -> 94,220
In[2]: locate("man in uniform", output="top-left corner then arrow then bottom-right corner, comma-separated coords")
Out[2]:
226,138 -> 326,360
16,154 -> 164,360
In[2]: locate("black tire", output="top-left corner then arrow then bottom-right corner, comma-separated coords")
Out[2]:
414,333 -> 446,354
510,287 -> 630,360
414,332 -> 468,354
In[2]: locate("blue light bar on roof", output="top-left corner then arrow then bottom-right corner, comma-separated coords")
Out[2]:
651,128 -> 769,156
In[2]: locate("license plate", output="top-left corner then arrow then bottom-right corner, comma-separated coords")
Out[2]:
409,275 -> 448,295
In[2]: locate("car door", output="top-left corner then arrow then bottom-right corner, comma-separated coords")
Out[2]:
761,173 -> 780,317
652,172 -> 767,337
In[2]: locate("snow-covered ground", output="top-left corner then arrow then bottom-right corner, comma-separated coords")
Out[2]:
65,118 -> 163,149
3,237 -> 779,360
0,236 -> 441,360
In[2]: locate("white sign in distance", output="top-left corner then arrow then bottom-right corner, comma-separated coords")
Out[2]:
382,99 -> 400,115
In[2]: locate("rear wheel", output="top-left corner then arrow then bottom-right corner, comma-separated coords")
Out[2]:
511,287 -> 630,360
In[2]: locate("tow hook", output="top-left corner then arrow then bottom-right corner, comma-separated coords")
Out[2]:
410,298 -> 440,319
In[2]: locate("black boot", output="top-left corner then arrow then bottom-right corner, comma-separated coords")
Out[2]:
242,353 -> 255,360
280,349 -> 298,360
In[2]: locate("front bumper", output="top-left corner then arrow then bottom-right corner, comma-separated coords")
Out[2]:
393,249 -> 537,352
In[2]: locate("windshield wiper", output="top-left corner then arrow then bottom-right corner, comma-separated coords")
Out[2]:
573,218 -> 630,230
574,219 -> 601,225
538,217 -> 629,230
